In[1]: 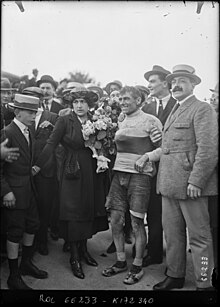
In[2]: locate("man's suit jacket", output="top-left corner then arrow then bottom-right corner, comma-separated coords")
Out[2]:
30,110 -> 58,178
142,96 -> 176,126
0,121 -> 35,208
157,95 -> 218,199
1,105 -> 15,127
50,100 -> 64,114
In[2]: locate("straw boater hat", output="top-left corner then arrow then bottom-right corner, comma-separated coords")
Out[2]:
62,82 -> 83,94
144,65 -> 171,81
8,94 -> 39,112
166,64 -> 201,85
70,87 -> 98,107
87,84 -> 104,99
1,78 -> 17,91
105,80 -> 122,95
22,87 -> 44,98
37,75 -> 58,89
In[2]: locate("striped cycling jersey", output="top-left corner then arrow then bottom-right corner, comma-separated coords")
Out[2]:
113,109 -> 162,176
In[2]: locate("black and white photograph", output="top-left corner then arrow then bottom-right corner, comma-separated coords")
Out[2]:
0,1 -> 218,304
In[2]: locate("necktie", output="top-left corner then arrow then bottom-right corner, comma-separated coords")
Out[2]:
23,127 -> 30,145
157,99 -> 163,120
44,101 -> 49,111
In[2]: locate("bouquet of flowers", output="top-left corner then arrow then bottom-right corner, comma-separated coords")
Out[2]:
82,107 -> 118,173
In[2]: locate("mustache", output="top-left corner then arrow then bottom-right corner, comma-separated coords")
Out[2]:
172,86 -> 183,92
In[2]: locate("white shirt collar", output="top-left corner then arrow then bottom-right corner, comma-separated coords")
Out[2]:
13,118 -> 28,133
155,93 -> 171,105
178,94 -> 194,105
155,94 -> 171,113
44,98 -> 53,110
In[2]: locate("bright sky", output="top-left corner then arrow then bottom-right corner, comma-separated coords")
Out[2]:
1,1 -> 219,99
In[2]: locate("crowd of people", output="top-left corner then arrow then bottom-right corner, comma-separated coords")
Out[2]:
0,64 -> 218,291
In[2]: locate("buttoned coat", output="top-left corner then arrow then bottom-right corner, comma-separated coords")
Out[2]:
35,112 -> 109,223
50,100 -> 64,114
30,110 -> 58,178
1,121 -> 36,208
157,95 -> 218,199
142,96 -> 176,126
1,104 -> 15,127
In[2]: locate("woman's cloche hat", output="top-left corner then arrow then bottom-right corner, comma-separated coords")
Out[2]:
70,86 -> 98,107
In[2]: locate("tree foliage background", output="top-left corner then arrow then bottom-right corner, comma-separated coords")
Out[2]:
68,71 -> 100,86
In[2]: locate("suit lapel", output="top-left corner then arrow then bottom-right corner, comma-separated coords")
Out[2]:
10,122 -> 30,159
164,95 -> 196,131
29,128 -> 34,164
29,121 -> 36,136
35,110 -> 50,136
142,100 -> 157,116
50,100 -> 58,113
150,100 -> 157,115
151,100 -> 157,115
37,111 -> 47,130
160,97 -> 176,126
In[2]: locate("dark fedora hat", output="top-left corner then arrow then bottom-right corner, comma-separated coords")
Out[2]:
37,75 -> 58,89
166,64 -> 201,85
1,78 -> 17,91
144,65 -> 171,81
22,87 -> 44,98
105,80 -> 122,95
8,94 -> 39,112
70,87 -> 98,107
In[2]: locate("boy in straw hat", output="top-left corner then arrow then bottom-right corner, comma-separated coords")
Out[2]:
1,94 -> 48,289
22,87 -> 59,256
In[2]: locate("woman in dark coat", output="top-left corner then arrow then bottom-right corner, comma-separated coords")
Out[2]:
33,87 -> 109,279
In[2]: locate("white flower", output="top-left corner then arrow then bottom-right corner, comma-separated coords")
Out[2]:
92,114 -> 99,121
96,155 -> 110,173
82,121 -> 95,140
94,119 -> 107,130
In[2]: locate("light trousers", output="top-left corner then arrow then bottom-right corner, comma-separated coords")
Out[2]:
162,196 -> 214,288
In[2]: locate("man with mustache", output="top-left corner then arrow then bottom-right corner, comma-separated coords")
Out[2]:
37,75 -> 64,114
145,65 -> 218,290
